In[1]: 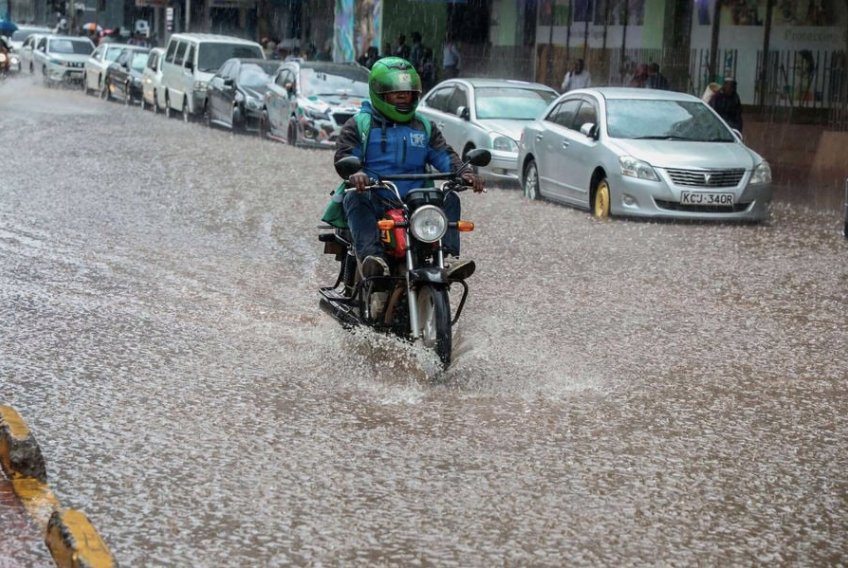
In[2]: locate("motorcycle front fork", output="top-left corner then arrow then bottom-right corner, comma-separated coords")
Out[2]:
405,242 -> 445,340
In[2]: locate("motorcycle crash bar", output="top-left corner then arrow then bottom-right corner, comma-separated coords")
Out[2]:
376,219 -> 474,231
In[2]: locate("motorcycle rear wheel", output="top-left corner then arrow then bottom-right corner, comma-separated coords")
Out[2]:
417,285 -> 452,368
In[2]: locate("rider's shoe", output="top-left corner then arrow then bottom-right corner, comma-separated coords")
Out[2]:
445,256 -> 476,280
361,255 -> 389,278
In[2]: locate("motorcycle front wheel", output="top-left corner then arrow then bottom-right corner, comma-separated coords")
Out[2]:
417,285 -> 452,368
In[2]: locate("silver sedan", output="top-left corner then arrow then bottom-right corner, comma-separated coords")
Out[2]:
518,87 -> 773,221
417,78 -> 557,183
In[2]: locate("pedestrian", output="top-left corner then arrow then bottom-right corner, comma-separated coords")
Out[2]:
409,31 -> 423,68
629,63 -> 649,87
394,34 -> 410,60
561,58 -> 591,93
442,35 -> 461,79
646,62 -> 670,90
709,77 -> 744,131
420,47 -> 436,92
358,46 -> 380,69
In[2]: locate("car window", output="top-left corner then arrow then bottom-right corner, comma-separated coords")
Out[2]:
425,86 -> 454,113
93,45 -> 104,59
165,40 -> 178,63
146,51 -> 157,70
105,46 -> 123,62
298,66 -> 369,97
605,99 -> 734,142
445,87 -> 468,115
130,51 -> 148,71
49,39 -> 92,55
546,98 -> 582,129
197,43 -> 263,73
474,87 -> 557,120
36,37 -> 47,50
174,42 -> 188,66
116,50 -> 129,65
574,100 -> 598,129
184,45 -> 195,67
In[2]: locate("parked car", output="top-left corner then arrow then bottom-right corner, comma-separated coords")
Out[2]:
160,33 -> 265,122
518,87 -> 773,221
140,47 -> 165,112
418,78 -> 557,182
263,60 -> 368,147
18,32 -> 50,74
8,25 -> 52,52
84,42 -> 144,96
204,58 -> 281,132
102,46 -> 150,104
37,36 -> 94,87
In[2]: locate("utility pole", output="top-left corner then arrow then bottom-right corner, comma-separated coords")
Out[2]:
758,0 -> 774,108
708,0 -> 722,81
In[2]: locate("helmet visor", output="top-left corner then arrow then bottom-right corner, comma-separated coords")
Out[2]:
371,68 -> 422,95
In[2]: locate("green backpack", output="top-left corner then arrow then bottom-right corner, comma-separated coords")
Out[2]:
320,112 -> 432,229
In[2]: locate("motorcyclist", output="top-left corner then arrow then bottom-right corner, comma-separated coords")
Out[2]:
335,57 -> 484,280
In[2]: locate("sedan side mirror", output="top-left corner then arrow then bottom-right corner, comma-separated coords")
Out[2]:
223,77 -> 234,88
465,148 -> 491,167
579,122 -> 598,140
457,106 -> 470,121
335,156 -> 363,178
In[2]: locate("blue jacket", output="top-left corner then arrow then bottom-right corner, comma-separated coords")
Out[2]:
334,101 -> 463,198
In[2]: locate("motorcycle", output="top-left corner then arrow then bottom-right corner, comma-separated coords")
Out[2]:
319,149 -> 491,369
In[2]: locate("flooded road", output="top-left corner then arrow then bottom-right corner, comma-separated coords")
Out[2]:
1,79 -> 846,566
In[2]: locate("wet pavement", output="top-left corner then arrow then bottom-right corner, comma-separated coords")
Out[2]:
1,77 -> 846,566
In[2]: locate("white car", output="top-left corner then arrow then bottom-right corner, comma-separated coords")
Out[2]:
84,43 -> 145,96
140,47 -> 166,112
417,78 -> 557,183
8,25 -> 52,52
37,36 -> 94,87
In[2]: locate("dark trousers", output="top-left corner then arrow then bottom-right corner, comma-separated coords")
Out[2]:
343,190 -> 461,259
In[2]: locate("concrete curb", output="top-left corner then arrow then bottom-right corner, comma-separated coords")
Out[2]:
0,405 -> 117,568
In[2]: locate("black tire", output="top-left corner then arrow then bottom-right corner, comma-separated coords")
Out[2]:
82,73 -> 89,95
287,120 -> 297,146
140,94 -> 146,111
258,109 -> 268,139
202,103 -> 211,127
182,97 -> 190,123
231,105 -> 241,131
417,285 -> 452,368
124,83 -> 131,106
523,159 -> 541,200
164,94 -> 172,118
152,90 -> 160,114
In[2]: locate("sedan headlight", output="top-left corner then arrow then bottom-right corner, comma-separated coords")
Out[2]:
491,134 -> 518,152
750,161 -> 772,185
619,156 -> 659,181
193,80 -> 207,91
409,205 -> 447,243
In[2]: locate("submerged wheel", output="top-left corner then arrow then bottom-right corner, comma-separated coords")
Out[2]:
124,83 -> 131,105
523,159 -> 540,200
153,90 -> 160,114
182,97 -> 191,122
164,94 -> 172,118
593,177 -> 611,219
287,120 -> 297,146
258,109 -> 269,139
417,285 -> 452,368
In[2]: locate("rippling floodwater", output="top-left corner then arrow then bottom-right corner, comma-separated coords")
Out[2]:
1,79 -> 846,566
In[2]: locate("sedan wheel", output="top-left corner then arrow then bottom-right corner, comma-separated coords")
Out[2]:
593,178 -> 612,219
140,94 -> 146,111
152,90 -> 160,114
165,95 -> 172,118
523,160 -> 540,201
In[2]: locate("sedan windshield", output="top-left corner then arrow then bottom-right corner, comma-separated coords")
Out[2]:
198,43 -> 263,73
606,99 -> 735,142
238,62 -> 280,87
299,67 -> 369,98
130,52 -> 148,71
474,87 -> 556,120
49,39 -> 92,55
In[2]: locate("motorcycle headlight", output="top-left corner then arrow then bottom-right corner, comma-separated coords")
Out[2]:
491,134 -> 518,152
409,205 -> 448,243
750,161 -> 772,185
619,156 -> 659,181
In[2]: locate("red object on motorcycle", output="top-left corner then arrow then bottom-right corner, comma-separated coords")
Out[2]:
380,208 -> 407,258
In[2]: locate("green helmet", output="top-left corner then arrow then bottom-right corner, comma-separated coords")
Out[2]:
368,57 -> 422,123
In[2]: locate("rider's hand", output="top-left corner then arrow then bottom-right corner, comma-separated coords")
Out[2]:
349,171 -> 370,192
462,172 -> 485,193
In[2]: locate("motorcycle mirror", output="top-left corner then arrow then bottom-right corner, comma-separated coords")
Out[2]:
465,149 -> 491,167
335,156 -> 363,178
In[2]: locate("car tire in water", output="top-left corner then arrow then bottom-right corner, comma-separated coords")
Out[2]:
140,94 -> 146,111
124,83 -> 131,106
258,110 -> 269,139
182,97 -> 190,123
101,79 -> 110,100
523,160 -> 541,201
153,90 -> 160,114
417,285 -> 452,369
593,177 -> 612,219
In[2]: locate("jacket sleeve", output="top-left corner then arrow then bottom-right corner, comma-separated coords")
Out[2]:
426,122 -> 464,174
334,117 -> 363,177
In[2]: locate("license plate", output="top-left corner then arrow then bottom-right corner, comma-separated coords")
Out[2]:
680,191 -> 734,206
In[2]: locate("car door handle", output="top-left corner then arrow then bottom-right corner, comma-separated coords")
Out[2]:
561,141 -> 570,149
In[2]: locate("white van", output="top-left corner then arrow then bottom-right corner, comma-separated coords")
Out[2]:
160,33 -> 264,120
